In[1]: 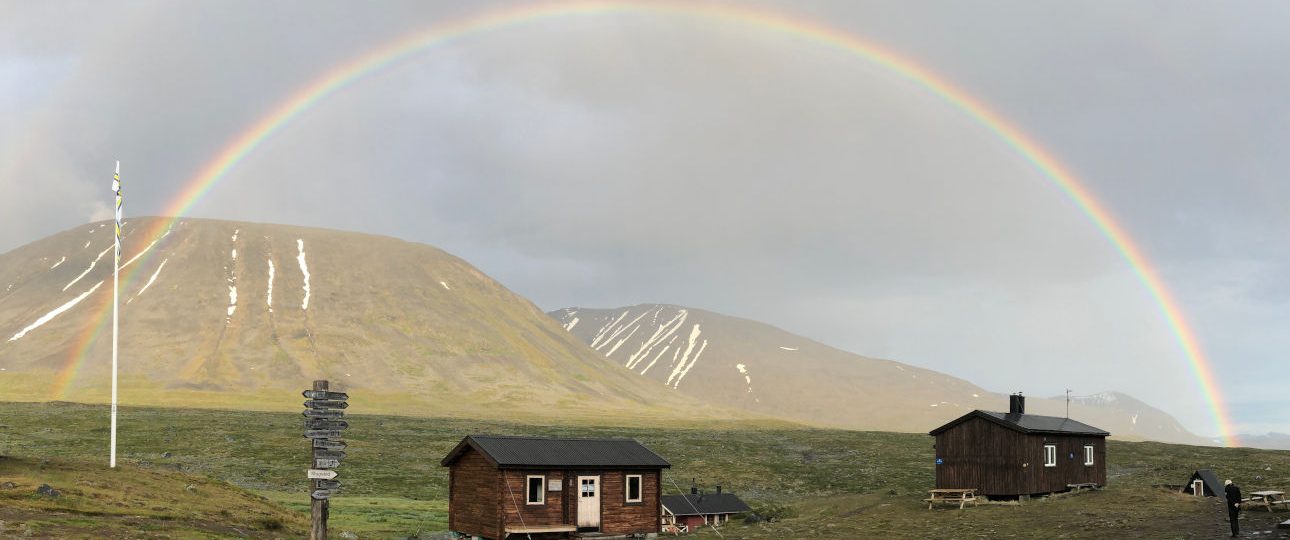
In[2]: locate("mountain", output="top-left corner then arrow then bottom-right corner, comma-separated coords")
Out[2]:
0,218 -> 724,423
549,304 -> 1210,444
1234,433 -> 1290,451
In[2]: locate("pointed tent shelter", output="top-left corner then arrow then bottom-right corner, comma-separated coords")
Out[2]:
1183,469 -> 1222,497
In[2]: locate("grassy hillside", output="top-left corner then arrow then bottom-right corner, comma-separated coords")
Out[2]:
0,456 -> 307,538
1,402 -> 1287,538
0,219 -> 727,423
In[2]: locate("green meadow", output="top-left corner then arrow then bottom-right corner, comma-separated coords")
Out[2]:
1,401 -> 1288,538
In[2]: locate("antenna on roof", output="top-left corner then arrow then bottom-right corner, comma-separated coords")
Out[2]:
1065,388 -> 1072,418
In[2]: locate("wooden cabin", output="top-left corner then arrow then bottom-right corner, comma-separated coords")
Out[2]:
1184,469 -> 1222,497
661,486 -> 751,532
441,435 -> 670,539
929,394 -> 1109,498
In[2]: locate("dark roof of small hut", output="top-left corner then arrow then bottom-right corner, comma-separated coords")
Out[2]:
1186,469 -> 1223,496
929,410 -> 1110,436
441,435 -> 671,469
662,493 -> 752,516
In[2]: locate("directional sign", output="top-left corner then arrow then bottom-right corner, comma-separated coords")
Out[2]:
302,390 -> 349,401
311,489 -> 334,500
308,469 -> 339,480
315,458 -> 341,469
304,400 -> 349,409
313,439 -> 347,450
305,420 -> 349,430
314,450 -> 346,460
303,409 -> 344,419
315,479 -> 341,490
304,430 -> 342,439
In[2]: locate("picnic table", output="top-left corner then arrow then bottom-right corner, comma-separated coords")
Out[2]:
1246,490 -> 1288,512
925,488 -> 978,510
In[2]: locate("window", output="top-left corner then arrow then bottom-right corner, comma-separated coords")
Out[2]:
625,474 -> 642,503
1084,445 -> 1095,466
1043,444 -> 1057,467
526,475 -> 545,505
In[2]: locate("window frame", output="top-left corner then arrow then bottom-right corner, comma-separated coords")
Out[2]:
625,474 -> 643,503
525,475 -> 545,505
1043,444 -> 1057,467
1083,445 -> 1095,466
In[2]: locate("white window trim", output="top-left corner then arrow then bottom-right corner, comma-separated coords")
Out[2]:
1043,444 -> 1057,467
625,474 -> 643,503
1083,445 -> 1095,466
526,475 -> 545,505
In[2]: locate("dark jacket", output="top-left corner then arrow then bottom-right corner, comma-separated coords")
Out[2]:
1225,483 -> 1242,510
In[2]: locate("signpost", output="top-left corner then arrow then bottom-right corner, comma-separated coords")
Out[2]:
304,380 -> 348,540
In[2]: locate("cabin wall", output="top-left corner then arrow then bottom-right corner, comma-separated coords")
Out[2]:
935,417 -> 1030,496
1027,434 -> 1106,493
500,470 -> 567,528
598,470 -> 661,535
449,448 -> 502,539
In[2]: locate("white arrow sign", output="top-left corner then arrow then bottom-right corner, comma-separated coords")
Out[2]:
308,468 -> 339,479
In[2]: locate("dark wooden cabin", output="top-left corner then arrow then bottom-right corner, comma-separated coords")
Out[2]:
442,435 -> 670,540
1184,469 -> 1222,497
661,485 -> 751,532
929,394 -> 1109,498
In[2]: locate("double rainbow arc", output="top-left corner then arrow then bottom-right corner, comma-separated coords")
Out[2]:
51,0 -> 1237,445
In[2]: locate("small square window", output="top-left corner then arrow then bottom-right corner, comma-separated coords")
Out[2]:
1043,444 -> 1057,467
526,475 -> 545,505
626,474 -> 642,503
1083,445 -> 1094,466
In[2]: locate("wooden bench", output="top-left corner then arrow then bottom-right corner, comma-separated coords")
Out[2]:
925,488 -> 978,510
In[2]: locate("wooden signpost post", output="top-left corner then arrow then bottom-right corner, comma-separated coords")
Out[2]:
303,380 -> 348,540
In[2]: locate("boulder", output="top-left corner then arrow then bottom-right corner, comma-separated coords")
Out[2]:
35,484 -> 59,497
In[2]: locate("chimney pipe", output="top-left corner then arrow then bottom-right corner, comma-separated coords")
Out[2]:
1009,393 -> 1025,415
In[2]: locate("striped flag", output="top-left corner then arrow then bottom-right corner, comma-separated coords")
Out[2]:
113,162 -> 122,263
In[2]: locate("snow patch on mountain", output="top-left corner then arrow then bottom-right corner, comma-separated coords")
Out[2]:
297,239 -> 311,310
63,245 -> 112,292
129,258 -> 169,303
49,256 -> 66,270
9,281 -> 104,341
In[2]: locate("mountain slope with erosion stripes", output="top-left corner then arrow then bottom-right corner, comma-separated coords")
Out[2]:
551,304 -> 1209,444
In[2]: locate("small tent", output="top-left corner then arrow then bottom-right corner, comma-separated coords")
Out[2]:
1184,469 -> 1222,497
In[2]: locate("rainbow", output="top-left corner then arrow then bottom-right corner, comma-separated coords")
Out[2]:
53,1 -> 1238,445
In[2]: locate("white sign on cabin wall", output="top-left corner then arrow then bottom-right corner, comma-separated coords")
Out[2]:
549,479 -> 562,491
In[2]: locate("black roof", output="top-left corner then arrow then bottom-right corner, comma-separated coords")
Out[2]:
1186,469 -> 1222,496
662,493 -> 751,516
929,410 -> 1110,436
441,435 -> 671,469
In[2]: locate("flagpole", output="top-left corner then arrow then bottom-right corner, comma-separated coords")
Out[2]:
111,160 -> 121,469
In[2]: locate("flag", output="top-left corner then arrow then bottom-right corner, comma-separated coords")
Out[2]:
113,162 -> 122,263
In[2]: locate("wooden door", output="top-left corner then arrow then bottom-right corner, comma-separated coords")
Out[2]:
577,476 -> 601,530
1193,479 -> 1204,496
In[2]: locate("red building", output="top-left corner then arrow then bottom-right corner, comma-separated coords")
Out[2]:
661,486 -> 751,533
442,435 -> 670,539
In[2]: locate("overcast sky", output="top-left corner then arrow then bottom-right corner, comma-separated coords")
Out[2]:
4,1 -> 1288,438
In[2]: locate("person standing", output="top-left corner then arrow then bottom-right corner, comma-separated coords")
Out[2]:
1224,479 -> 1242,537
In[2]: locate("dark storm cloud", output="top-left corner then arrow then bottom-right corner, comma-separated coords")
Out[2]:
5,1 -> 1288,436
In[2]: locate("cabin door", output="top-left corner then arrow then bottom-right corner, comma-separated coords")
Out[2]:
577,476 -> 601,530
1193,480 -> 1204,496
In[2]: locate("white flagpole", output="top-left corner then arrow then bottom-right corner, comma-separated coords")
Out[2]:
111,160 -> 121,468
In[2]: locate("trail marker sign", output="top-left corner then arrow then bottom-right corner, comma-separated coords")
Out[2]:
306,419 -> 349,430
303,399 -> 348,409
316,479 -> 341,490
303,409 -> 344,419
311,489 -> 334,500
308,469 -> 338,480
304,430 -> 342,439
312,439 -> 347,450
303,390 -> 349,401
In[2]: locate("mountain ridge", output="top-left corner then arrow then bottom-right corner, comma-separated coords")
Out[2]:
551,303 -> 1209,445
